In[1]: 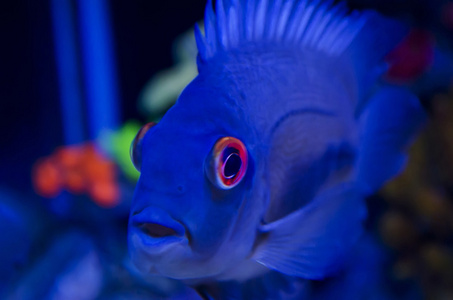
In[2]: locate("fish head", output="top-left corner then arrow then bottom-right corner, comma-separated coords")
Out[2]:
128,73 -> 268,280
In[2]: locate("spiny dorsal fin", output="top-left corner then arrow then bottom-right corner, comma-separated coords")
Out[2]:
194,0 -> 408,112
194,0 -> 403,61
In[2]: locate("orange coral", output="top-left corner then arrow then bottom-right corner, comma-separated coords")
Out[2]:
32,142 -> 120,208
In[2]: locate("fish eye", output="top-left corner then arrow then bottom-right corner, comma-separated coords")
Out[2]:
205,137 -> 248,189
130,122 -> 156,172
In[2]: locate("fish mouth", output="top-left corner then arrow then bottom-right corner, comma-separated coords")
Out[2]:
130,206 -> 187,249
138,222 -> 179,238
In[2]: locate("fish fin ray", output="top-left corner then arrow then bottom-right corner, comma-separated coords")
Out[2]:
254,0 -> 268,41
203,0 -> 217,58
266,0 -> 284,40
194,24 -> 207,62
197,0 -> 407,71
284,0 -> 309,42
216,0 -> 228,49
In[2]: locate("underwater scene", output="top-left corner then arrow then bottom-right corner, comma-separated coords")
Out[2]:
2,0 -> 453,299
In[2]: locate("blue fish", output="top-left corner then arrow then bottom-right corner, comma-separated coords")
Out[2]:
128,0 -> 425,287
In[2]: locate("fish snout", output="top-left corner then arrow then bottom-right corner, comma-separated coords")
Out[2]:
130,207 -> 186,248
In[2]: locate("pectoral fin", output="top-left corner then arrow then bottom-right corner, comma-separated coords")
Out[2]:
253,182 -> 366,279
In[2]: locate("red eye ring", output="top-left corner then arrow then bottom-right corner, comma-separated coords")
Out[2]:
130,122 -> 156,172
206,137 -> 248,190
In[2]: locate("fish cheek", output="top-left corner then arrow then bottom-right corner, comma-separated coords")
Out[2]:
188,172 -> 252,256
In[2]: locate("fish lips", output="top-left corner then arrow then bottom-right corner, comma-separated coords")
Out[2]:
129,206 -> 188,252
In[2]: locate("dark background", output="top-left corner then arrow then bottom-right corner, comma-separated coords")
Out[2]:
0,0 -> 205,191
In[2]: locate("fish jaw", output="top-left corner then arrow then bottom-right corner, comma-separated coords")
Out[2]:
128,206 -> 191,275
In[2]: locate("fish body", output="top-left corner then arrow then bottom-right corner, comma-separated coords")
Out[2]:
128,0 -> 425,287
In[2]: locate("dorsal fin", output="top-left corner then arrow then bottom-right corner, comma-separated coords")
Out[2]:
194,0 -> 408,105
195,0 -> 406,59
195,0 -> 363,59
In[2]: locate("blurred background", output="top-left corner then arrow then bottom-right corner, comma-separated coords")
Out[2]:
1,0 -> 453,299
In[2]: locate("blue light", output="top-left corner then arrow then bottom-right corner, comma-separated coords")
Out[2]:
51,0 -> 85,145
78,0 -> 120,140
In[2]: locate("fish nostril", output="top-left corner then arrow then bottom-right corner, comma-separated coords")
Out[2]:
138,223 -> 178,238
177,185 -> 185,193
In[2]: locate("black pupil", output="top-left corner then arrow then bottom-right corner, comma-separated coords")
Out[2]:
224,153 -> 242,178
